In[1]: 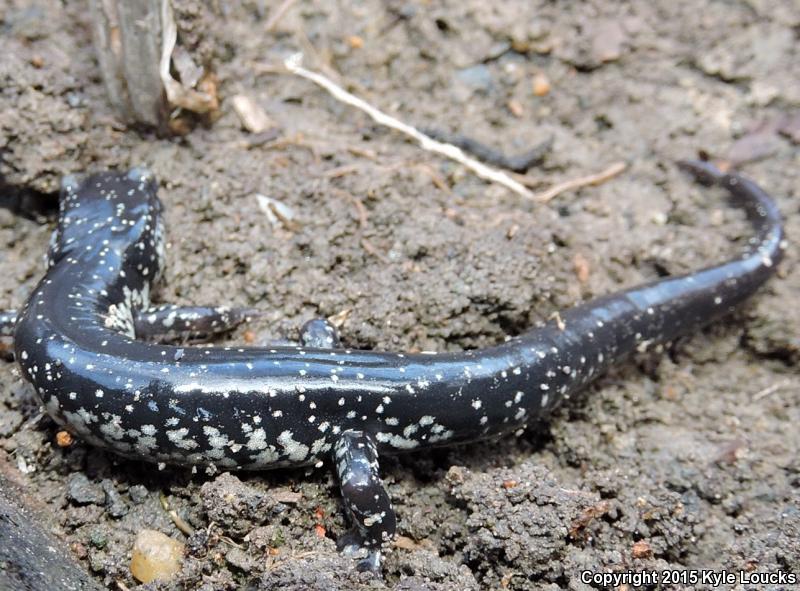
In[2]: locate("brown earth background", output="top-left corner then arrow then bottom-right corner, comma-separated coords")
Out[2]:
0,1 -> 798,589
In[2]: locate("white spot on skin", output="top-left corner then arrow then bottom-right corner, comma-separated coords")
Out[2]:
167,428 -> 199,450
375,432 -> 419,449
277,430 -> 310,462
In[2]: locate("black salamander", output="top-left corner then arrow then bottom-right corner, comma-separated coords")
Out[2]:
6,161 -> 785,569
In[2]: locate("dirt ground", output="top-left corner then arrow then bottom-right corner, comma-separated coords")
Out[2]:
1,1 -> 798,589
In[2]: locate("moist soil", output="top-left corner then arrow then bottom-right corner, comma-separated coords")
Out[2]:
0,1 -> 798,589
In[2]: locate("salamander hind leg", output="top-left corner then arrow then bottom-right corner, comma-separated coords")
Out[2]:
332,430 -> 396,572
133,305 -> 258,342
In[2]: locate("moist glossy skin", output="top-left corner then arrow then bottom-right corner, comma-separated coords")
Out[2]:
12,164 -> 786,474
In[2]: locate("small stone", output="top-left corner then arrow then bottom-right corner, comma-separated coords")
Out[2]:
0,409 -> 23,437
532,73 -> 551,96
591,20 -> 627,63
507,98 -> 524,118
246,525 -> 285,551
346,35 -> 364,49
129,484 -> 149,504
89,529 -> 108,549
455,64 -> 493,93
66,473 -> 105,506
130,530 -> 184,584
225,547 -> 255,572
88,550 -> 106,573
201,472 -> 280,537
101,479 -> 129,518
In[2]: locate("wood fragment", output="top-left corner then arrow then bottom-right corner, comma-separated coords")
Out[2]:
573,252 -> 591,283
89,0 -> 217,129
549,311 -> 566,331
159,493 -> 195,536
360,238 -> 389,263
256,194 -> 298,232
88,0 -> 167,129
569,500 -> 611,539
327,309 -> 352,328
283,53 -> 534,198
532,161 -> 626,203
752,379 -> 790,401
331,188 -> 368,228
231,95 -> 277,134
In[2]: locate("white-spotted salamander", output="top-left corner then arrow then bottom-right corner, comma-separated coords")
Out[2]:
5,161 -> 786,570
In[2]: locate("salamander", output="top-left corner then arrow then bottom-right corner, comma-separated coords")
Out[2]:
6,161 -> 785,570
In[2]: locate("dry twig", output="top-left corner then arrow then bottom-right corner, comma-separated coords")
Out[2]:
283,53 -> 534,198
265,0 -> 299,32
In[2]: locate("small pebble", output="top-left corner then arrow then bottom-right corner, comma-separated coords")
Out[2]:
456,64 -> 493,92
56,430 -> 73,447
225,547 -> 255,572
130,530 -> 184,584
101,479 -> 129,518
129,484 -> 150,504
507,98 -> 524,117
0,409 -> 23,437
532,72 -> 551,96
347,35 -> 364,49
66,473 -> 105,506
89,529 -> 108,549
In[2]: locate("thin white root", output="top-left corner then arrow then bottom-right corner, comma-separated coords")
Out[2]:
283,53 -> 534,198
532,161 -> 627,203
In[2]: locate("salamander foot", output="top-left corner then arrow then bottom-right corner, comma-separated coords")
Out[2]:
299,318 -> 340,349
332,430 -> 396,572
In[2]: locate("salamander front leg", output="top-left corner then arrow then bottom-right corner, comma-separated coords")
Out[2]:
332,430 -> 396,572
0,310 -> 17,361
0,310 -> 17,337
133,305 -> 258,342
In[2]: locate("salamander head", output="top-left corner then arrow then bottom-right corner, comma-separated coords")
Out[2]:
49,168 -> 165,277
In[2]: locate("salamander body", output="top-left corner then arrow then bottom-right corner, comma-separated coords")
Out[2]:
9,162 -> 785,566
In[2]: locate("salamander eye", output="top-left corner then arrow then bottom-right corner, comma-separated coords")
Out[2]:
60,174 -> 81,196
127,167 -> 157,189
